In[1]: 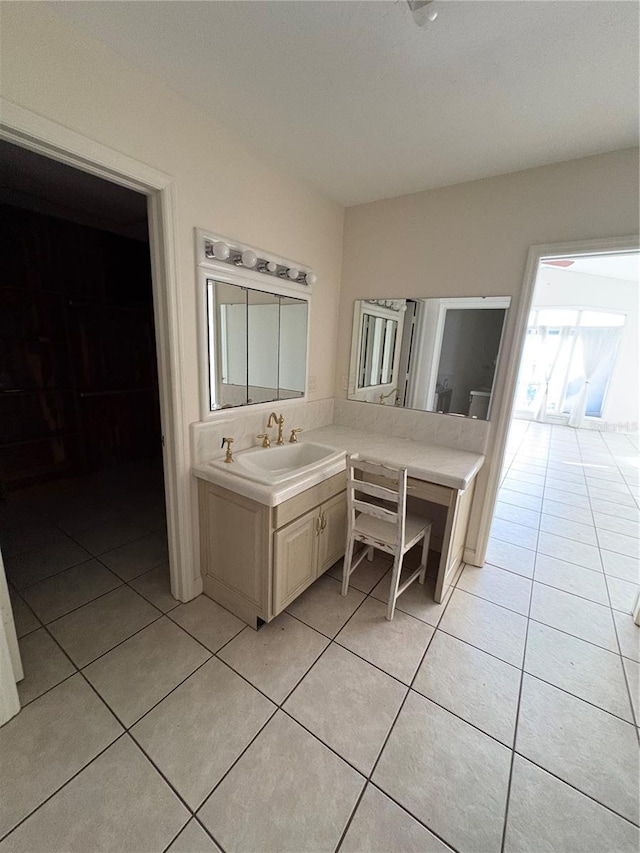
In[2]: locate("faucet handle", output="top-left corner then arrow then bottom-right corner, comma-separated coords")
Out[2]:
221,436 -> 234,463
256,434 -> 271,448
289,428 -> 303,443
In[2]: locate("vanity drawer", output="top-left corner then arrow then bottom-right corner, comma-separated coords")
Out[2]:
361,471 -> 454,508
275,471 -> 347,529
406,478 -> 454,507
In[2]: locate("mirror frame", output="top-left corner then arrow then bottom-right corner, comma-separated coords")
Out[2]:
196,229 -> 312,420
348,295 -> 511,420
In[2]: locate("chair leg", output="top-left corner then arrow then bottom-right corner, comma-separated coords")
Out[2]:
386,551 -> 405,621
341,536 -> 355,597
366,545 -> 374,562
418,528 -> 431,585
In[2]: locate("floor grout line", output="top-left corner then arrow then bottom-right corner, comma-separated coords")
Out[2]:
577,436 -> 640,742
510,747 -> 640,829
0,731 -> 130,846
160,816 -> 196,853
500,429 -> 548,853
500,423 -> 544,852
333,782 -> 369,853
520,669 -> 637,726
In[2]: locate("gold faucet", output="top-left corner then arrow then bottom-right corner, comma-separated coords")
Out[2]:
379,388 -> 398,405
267,412 -> 285,445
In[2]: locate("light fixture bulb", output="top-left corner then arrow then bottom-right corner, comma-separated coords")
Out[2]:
241,249 -> 257,268
288,267 -> 300,280
213,241 -> 230,260
305,272 -> 317,286
266,261 -> 278,273
407,0 -> 437,26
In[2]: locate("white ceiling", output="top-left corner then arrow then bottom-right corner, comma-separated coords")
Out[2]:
50,1 -> 639,206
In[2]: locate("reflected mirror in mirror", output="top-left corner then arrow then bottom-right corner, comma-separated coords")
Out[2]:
248,289 -> 279,405
279,296 -> 308,400
206,279 -> 308,409
348,296 -> 510,420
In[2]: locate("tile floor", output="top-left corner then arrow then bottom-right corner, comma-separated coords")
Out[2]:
1,426 -> 639,853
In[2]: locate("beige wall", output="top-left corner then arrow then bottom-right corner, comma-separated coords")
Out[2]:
337,149 -> 639,402
1,3 -> 345,416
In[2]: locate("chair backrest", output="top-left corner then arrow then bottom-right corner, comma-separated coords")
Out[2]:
346,455 -> 407,544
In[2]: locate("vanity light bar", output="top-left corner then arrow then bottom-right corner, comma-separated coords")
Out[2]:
204,240 -> 317,286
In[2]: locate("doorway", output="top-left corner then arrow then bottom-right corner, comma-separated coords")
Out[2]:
485,244 -> 639,642
0,140 -> 179,707
0,103 -> 196,719
512,253 -> 638,431
469,243 -> 640,800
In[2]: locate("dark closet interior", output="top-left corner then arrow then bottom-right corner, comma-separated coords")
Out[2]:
0,203 -> 161,493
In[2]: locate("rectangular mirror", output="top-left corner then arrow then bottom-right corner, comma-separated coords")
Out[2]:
348,296 -> 510,420
279,296 -> 308,400
206,279 -> 307,409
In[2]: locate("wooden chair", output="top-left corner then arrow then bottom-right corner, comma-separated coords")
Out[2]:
341,455 -> 432,620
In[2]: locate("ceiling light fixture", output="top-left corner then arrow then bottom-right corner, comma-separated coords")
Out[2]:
407,0 -> 438,26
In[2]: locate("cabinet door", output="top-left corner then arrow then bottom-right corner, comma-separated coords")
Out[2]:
273,510 -> 319,615
317,491 -> 348,576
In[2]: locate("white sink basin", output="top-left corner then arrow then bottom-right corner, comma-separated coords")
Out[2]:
213,442 -> 345,486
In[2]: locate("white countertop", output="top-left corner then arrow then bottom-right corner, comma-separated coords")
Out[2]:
194,425 -> 484,506
300,426 -> 484,491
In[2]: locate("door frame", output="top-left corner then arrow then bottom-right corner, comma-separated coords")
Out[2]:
469,233 -> 639,567
0,549 -> 21,724
424,295 -> 512,416
0,98 -> 197,604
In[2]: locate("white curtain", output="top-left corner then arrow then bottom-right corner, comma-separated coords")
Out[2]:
568,327 -> 621,428
534,327 -> 566,422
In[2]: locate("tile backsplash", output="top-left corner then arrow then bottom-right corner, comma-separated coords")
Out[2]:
333,399 -> 490,455
191,398 -> 335,464
191,396 -> 489,464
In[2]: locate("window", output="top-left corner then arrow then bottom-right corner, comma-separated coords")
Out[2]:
514,309 -> 624,419
357,313 -> 399,388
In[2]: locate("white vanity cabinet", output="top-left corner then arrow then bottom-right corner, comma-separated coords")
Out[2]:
198,472 -> 346,628
273,491 -> 347,613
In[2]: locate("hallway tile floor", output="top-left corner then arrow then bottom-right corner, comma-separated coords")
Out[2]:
1,427 -> 639,852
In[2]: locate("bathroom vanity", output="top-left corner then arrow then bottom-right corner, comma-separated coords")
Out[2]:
194,425 -> 484,629
197,471 -> 347,628
193,232 -> 491,628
